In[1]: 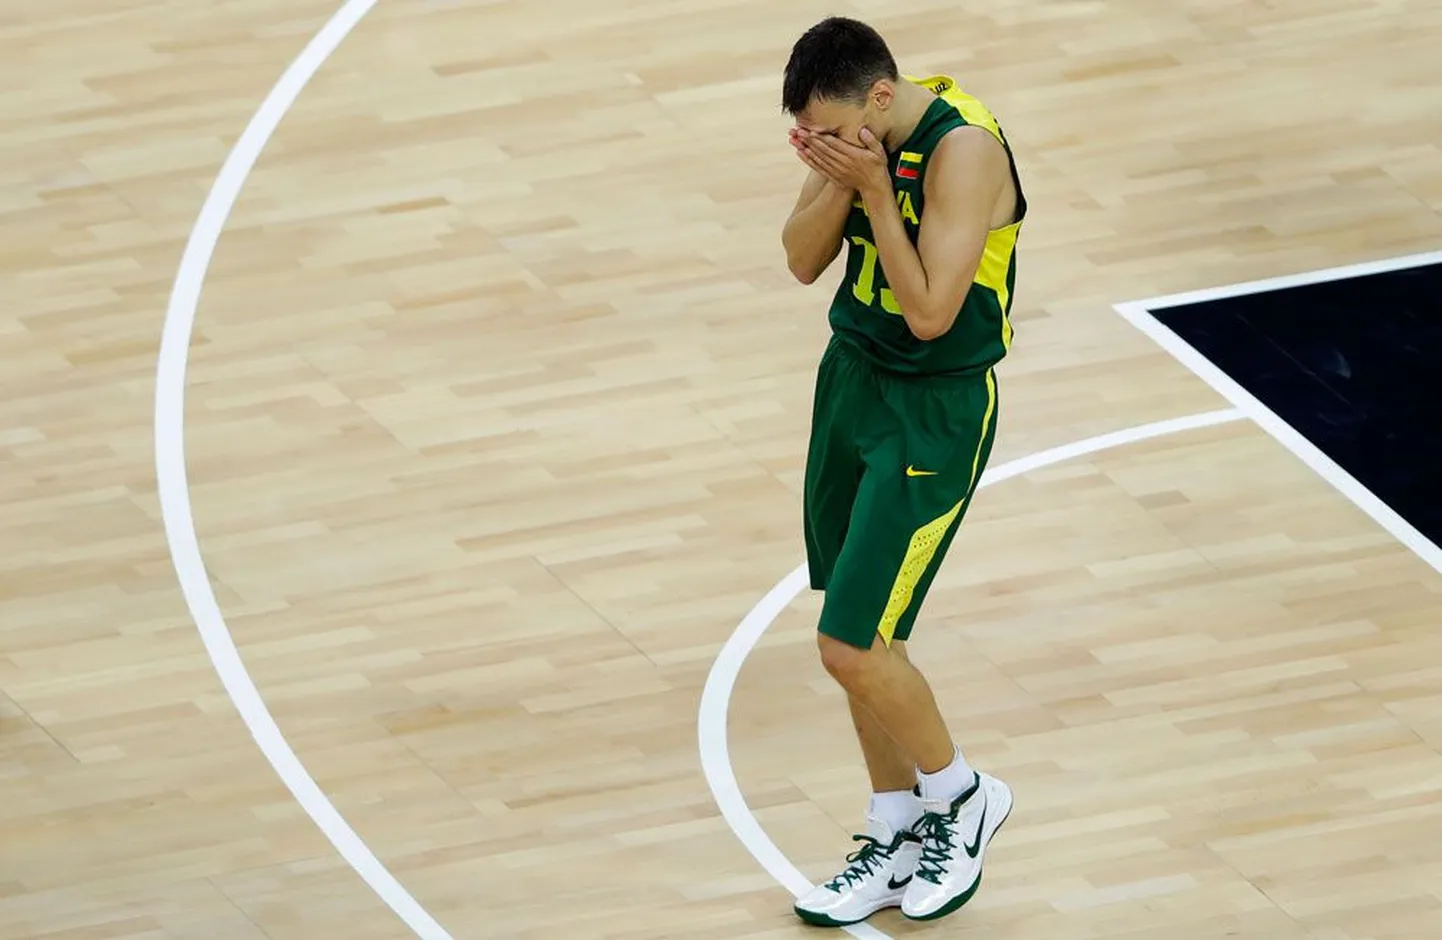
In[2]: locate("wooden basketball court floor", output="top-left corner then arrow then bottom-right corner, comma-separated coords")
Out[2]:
5,1 -> 1442,937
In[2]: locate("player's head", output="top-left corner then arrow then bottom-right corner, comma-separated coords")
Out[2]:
782,17 -> 900,144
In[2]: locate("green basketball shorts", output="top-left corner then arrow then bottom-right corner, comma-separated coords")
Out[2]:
803,335 -> 999,650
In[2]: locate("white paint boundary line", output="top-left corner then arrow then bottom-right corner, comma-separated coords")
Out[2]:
1119,249 -> 1442,311
152,2 -> 454,939
698,407 -> 1247,940
1114,262 -> 1442,578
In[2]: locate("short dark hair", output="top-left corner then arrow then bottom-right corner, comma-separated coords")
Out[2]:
781,17 -> 899,115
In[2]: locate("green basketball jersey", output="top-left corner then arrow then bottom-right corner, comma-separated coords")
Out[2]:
829,75 -> 1027,377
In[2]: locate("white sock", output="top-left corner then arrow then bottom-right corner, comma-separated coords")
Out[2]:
916,746 -> 977,804
869,789 -> 924,835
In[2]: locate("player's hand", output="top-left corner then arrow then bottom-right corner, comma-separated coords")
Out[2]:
798,126 -> 891,199
790,127 -> 838,183
790,127 -> 850,191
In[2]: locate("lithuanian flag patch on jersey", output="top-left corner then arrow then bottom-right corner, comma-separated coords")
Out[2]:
897,151 -> 923,180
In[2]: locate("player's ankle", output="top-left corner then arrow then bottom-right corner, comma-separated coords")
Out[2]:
869,788 -> 924,833
916,746 -> 976,804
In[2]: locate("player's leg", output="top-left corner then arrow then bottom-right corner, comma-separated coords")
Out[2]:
806,344 -> 954,777
814,367 -> 1009,923
843,639 -> 927,847
794,342 -> 925,928
803,336 -> 925,837
816,366 -> 999,763
892,371 -> 1012,922
845,670 -> 924,851
793,688 -> 927,928
846,642 -> 922,794
820,625 -> 953,778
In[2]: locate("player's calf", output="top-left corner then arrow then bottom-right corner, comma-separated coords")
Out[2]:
816,632 -> 955,774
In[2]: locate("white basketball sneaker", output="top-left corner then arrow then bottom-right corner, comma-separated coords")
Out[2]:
793,816 -> 923,927
902,772 -> 1013,921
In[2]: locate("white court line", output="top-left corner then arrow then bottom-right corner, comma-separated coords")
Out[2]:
1115,253 -> 1442,577
698,408 -> 1247,940
151,2 -> 454,939
1120,249 -> 1442,311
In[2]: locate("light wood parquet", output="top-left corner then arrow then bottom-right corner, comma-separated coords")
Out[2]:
3,1 -> 1442,937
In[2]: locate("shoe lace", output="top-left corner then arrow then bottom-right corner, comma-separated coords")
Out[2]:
913,809 -> 958,884
823,835 -> 894,892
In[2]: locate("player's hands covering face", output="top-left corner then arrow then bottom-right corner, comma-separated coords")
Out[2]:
790,126 -> 891,197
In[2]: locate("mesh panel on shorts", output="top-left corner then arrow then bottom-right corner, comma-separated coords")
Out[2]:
876,498 -> 965,644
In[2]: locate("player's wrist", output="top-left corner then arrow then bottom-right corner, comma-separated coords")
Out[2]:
858,175 -> 893,206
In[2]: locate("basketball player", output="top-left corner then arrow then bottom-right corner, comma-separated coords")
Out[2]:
778,17 -> 1026,927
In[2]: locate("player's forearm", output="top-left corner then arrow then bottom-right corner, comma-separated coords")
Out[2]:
782,181 -> 855,284
860,184 -> 954,340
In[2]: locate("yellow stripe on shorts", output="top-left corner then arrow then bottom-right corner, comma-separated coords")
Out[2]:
876,370 -> 998,646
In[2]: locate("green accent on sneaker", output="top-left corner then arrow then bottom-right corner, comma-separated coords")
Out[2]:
906,778 -> 1016,922
913,774 -> 979,884
819,830 -> 908,893
794,904 -> 859,928
904,871 -> 985,922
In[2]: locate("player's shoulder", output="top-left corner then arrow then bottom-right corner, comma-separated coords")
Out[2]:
926,124 -> 1010,190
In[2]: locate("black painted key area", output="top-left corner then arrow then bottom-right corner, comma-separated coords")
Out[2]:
1150,261 -> 1442,546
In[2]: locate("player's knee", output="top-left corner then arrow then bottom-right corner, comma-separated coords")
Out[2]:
817,632 -> 877,690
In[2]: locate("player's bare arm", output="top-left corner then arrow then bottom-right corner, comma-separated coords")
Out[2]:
781,130 -> 855,284
870,126 -> 1008,340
